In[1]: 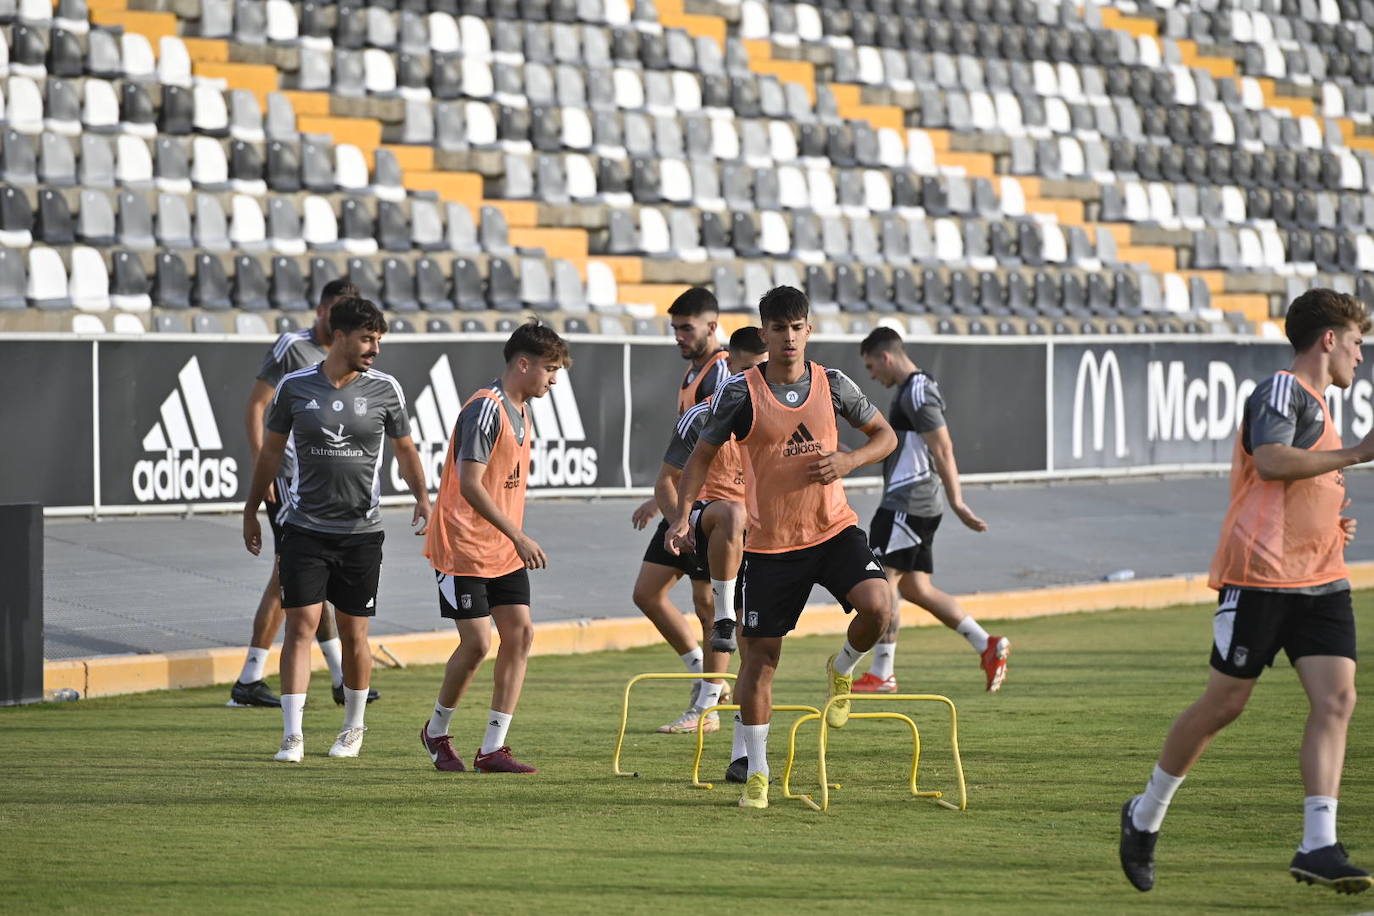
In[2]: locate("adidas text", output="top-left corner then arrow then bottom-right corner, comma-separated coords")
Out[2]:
133,449 -> 239,502
529,439 -> 597,487
782,441 -> 824,458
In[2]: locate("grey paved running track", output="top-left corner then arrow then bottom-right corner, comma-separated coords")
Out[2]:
41,473 -> 1374,660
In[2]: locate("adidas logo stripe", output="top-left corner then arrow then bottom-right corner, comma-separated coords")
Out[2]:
788,423 -> 816,447
141,357 -> 223,452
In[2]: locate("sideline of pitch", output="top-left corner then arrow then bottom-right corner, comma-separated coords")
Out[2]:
43,563 -> 1374,700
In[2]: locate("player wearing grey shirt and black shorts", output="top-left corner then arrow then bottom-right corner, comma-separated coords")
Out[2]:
243,297 -> 431,764
857,328 -> 1009,694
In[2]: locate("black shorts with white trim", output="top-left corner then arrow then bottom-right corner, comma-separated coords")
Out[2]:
1210,585 -> 1357,679
739,526 -> 887,638
868,507 -> 940,574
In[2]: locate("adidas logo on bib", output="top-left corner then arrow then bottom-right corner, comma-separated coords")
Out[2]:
782,422 -> 824,457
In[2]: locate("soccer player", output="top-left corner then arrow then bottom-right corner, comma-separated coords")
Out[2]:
418,321 -> 570,774
630,287 -> 735,733
657,326 -> 766,780
667,286 -> 897,809
243,297 -> 431,762
229,279 -> 383,709
855,327 -> 1009,693
1119,289 -> 1374,895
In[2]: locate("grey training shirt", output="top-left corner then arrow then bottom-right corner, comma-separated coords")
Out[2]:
257,328 -> 328,485
266,364 -> 411,535
1236,371 -> 1348,596
455,381 -> 527,464
701,362 -> 877,445
880,371 -> 947,518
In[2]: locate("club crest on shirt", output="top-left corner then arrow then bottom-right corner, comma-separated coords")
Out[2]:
332,399 -> 344,412
354,397 -> 368,416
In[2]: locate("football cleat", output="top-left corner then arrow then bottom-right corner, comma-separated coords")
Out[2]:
851,672 -> 898,694
274,733 -> 304,763
725,756 -> 748,784
1290,843 -> 1373,894
473,746 -> 537,773
420,721 -> 466,772
825,655 -> 853,728
1119,799 -> 1158,892
709,619 -> 738,653
328,726 -> 366,758
228,679 -> 280,708
657,707 -> 720,734
738,772 -> 768,809
981,636 -> 1011,692
333,684 -> 380,706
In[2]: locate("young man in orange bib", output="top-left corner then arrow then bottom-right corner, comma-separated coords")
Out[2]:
667,286 -> 897,808
1120,289 -> 1374,895
419,321 -> 570,774
657,326 -> 767,780
632,287 -> 736,734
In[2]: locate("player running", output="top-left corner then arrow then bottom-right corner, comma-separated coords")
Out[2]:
1120,289 -> 1374,895
656,326 -> 766,780
855,327 -> 1008,693
419,321 -> 570,774
668,286 -> 897,809
631,288 -> 735,733
243,297 -> 430,762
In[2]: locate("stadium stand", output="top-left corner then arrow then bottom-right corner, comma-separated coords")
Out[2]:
0,0 -> 1370,335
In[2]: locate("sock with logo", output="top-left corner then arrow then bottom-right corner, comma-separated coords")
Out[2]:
741,723 -> 770,778
833,640 -> 866,676
1131,763 -> 1185,833
711,579 -> 737,623
481,710 -> 513,754
956,618 -> 990,654
342,687 -> 369,730
731,712 -> 747,761
1300,796 -> 1339,852
318,638 -> 345,688
239,647 -> 269,684
281,693 -> 306,739
680,648 -> 704,673
428,702 -> 456,738
697,680 -> 723,712
870,642 -> 896,680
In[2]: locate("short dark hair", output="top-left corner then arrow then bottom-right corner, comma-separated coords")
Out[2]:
1286,288 -> 1371,352
320,278 -> 359,305
758,286 -> 809,324
728,325 -> 766,354
667,287 -> 719,318
329,297 -> 388,336
504,319 -> 572,367
859,326 -> 905,356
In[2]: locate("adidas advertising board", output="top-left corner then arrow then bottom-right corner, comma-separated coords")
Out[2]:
363,342 -> 625,493
98,343 -> 261,505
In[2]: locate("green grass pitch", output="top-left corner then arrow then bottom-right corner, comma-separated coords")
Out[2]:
3,598 -> 1371,914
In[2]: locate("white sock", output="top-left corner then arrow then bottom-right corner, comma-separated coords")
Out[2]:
342,687 -> 369,730
281,693 -> 305,739
711,579 -> 737,623
481,710 -> 513,754
1300,796 -> 1338,852
731,712 -> 746,760
239,647 -> 269,684
956,618 -> 990,654
870,642 -> 896,680
428,702 -> 456,738
833,639 -> 866,676
697,680 -> 723,711
680,648 -> 704,673
1131,763 -> 1185,833
741,722 -> 769,777
318,637 -> 345,688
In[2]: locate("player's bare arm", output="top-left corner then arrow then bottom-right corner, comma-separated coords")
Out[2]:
392,435 -> 432,535
1253,433 -> 1374,482
459,458 -> 546,569
243,380 -> 279,504
655,462 -> 697,555
923,425 -> 988,532
667,439 -> 722,554
809,413 -> 897,484
242,430 -> 288,555
630,496 -> 660,530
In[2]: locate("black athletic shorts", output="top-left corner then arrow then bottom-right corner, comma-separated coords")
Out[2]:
277,524 -> 384,616
869,508 -> 939,574
436,567 -> 532,619
1210,585 -> 1357,679
642,506 -> 710,581
739,526 -> 887,638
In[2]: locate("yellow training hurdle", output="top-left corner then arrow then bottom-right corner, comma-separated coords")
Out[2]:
611,672 -> 737,777
782,694 -> 968,812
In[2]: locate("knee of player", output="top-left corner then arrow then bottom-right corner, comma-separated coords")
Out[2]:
1314,684 -> 1357,722
720,501 -> 747,537
502,621 -> 535,656
459,630 -> 493,658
